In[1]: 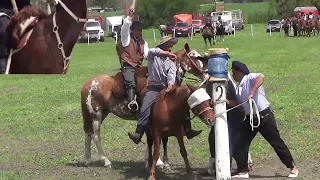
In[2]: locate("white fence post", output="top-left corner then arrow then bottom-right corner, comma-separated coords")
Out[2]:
87,32 -> 90,45
233,25 -> 236,38
153,29 -> 156,42
269,24 -> 272,36
173,29 -> 176,37
251,24 -> 253,37
115,32 -> 118,44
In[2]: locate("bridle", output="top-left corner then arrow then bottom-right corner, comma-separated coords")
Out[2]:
176,50 -> 206,84
52,0 -> 87,74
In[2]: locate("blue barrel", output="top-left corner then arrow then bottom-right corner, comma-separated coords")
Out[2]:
207,53 -> 230,79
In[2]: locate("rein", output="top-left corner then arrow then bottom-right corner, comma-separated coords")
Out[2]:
52,0 -> 87,74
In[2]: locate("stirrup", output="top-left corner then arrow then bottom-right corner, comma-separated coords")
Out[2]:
128,95 -> 139,111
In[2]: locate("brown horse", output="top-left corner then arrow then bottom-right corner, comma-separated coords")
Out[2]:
6,0 -> 87,74
202,27 -> 216,48
81,43 -> 207,168
148,84 -> 215,180
310,19 -> 320,36
298,19 -> 311,37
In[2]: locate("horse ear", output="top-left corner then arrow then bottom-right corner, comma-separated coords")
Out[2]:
184,43 -> 190,53
197,55 -> 209,62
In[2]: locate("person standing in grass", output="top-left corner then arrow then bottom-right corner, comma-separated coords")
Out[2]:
227,60 -> 299,179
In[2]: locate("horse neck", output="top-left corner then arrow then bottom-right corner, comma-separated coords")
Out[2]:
54,0 -> 87,55
169,86 -> 191,110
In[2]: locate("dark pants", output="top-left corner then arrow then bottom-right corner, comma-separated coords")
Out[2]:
121,63 -> 136,90
233,108 -> 296,172
0,15 -> 11,73
208,105 -> 245,166
136,86 -> 163,134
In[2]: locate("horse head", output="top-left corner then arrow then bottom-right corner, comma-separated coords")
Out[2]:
186,84 -> 215,126
174,43 -> 208,82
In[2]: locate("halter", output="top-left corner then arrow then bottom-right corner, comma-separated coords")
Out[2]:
176,50 -> 206,84
52,0 -> 87,74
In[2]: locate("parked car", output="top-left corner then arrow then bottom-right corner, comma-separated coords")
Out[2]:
173,22 -> 192,37
192,20 -> 204,33
266,20 -> 282,32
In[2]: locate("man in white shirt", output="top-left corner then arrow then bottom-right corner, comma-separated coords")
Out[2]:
116,1 -> 149,111
227,61 -> 299,179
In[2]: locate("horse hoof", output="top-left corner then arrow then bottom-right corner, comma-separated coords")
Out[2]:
163,164 -> 170,170
148,176 -> 155,180
156,164 -> 164,169
84,159 -> 92,167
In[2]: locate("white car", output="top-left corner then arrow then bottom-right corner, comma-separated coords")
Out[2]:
86,19 -> 105,42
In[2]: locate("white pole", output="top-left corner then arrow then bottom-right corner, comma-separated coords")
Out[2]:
212,80 -> 231,180
87,32 -> 89,45
153,29 -> 156,42
173,29 -> 176,37
191,27 -> 193,40
233,25 -> 236,38
251,24 -> 253,37
115,32 -> 118,44
269,24 -> 272,36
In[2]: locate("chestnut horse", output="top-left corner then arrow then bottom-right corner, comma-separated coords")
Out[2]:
310,19 -> 320,36
6,0 -> 87,74
148,84 -> 215,180
202,27 -> 216,48
81,43 -> 207,168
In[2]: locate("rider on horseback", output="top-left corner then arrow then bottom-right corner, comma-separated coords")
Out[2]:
116,3 -> 148,112
0,0 -> 31,74
202,17 -> 214,34
128,36 -> 203,144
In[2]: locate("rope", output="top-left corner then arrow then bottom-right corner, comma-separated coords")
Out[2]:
213,98 -> 261,131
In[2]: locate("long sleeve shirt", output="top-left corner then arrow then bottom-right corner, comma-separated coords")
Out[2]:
147,48 -> 177,87
120,16 -> 149,59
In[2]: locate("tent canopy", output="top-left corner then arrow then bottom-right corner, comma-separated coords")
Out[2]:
174,14 -> 192,24
294,6 -> 318,16
106,16 -> 125,27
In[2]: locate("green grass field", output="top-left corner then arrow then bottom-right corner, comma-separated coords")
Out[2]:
1,25 -> 320,180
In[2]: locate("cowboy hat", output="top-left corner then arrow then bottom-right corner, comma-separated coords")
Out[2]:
156,36 -> 178,48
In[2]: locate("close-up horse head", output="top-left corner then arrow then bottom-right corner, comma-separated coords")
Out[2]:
187,84 -> 215,126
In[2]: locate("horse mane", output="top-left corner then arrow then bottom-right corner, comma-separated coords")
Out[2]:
160,85 -> 191,105
8,6 -> 48,48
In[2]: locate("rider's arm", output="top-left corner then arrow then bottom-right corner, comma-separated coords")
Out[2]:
148,48 -> 171,59
167,62 -> 177,86
120,16 -> 133,47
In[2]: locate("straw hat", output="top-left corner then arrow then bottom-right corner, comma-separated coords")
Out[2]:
156,36 -> 178,48
206,48 -> 229,56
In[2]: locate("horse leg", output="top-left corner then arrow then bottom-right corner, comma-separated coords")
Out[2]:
162,136 -> 170,169
145,128 -> 164,169
149,130 -> 161,180
208,37 -> 212,47
203,36 -> 207,48
176,135 -> 192,174
92,118 -> 112,167
84,132 -> 92,166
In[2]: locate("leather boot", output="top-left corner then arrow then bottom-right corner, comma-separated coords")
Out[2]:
127,88 -> 138,111
183,118 -> 202,139
128,125 -> 144,144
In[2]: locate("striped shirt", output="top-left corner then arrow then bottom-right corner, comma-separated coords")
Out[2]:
235,73 -> 270,115
147,48 -> 177,87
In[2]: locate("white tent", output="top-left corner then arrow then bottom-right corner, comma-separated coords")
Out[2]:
106,15 -> 125,36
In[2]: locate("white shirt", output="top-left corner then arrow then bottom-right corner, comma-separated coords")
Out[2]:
235,73 -> 270,115
120,16 -> 149,59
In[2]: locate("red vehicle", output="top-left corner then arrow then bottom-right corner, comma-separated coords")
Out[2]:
294,6 -> 318,21
173,14 -> 193,37
192,19 -> 205,33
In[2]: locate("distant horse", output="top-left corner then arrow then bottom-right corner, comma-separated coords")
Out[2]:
81,43 -> 207,169
159,24 -> 167,37
298,19 -> 311,37
215,23 -> 225,41
310,19 -> 320,36
202,27 -> 216,48
148,84 -> 215,180
6,0 -> 87,74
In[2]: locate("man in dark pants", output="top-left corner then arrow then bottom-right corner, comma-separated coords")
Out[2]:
128,36 -> 202,144
227,60 -> 299,179
0,0 -> 31,74
116,4 -> 149,111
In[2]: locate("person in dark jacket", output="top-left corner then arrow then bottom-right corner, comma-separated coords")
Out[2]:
0,0 -> 31,73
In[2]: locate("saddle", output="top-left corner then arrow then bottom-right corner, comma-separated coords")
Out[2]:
112,67 -> 149,102
5,7 -> 48,53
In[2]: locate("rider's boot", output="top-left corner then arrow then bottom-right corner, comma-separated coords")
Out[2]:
127,88 -> 139,111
